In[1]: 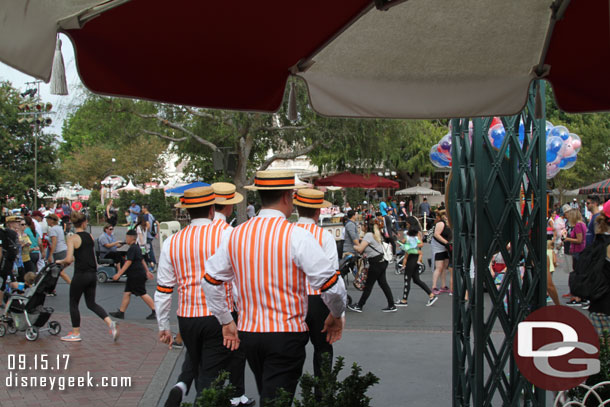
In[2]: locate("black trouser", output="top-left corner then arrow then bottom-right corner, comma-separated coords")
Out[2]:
30,252 -> 40,271
103,252 -> 125,268
240,331 -> 308,406
178,315 -> 244,396
402,254 -> 432,301
69,272 -> 108,327
357,258 -> 394,308
176,352 -> 199,394
305,295 -> 333,379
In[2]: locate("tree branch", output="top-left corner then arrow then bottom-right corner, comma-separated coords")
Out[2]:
142,129 -> 187,142
258,125 -> 309,132
257,140 -> 327,172
184,107 -> 234,127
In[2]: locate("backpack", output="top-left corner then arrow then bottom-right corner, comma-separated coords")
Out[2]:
569,234 -> 610,302
149,214 -> 158,237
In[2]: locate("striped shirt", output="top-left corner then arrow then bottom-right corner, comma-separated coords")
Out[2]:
296,218 -> 340,296
203,209 -> 347,333
154,218 -> 233,332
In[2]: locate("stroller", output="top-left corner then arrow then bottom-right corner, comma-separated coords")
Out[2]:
0,263 -> 62,341
339,254 -> 358,305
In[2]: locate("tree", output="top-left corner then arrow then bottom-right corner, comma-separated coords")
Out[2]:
0,81 -> 60,204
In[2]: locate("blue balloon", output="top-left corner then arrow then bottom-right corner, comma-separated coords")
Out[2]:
490,126 -> 505,140
546,150 -> 557,163
558,159 -> 567,169
564,155 -> 577,163
550,126 -> 569,140
493,138 -> 503,149
545,121 -> 554,137
547,136 -> 563,153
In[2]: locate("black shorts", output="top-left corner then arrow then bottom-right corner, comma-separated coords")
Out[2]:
434,251 -> 449,262
125,273 -> 147,296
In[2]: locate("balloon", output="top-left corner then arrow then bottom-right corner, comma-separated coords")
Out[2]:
563,137 -> 576,157
561,154 -> 577,170
546,150 -> 557,163
488,124 -> 505,150
518,121 -> 526,146
440,133 -> 452,151
430,146 -> 447,168
546,163 -> 560,179
546,136 -> 563,154
550,125 -> 569,140
569,133 -> 582,153
545,121 -> 554,137
490,117 -> 502,128
468,121 -> 474,143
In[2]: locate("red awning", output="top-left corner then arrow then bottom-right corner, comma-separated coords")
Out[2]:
579,179 -> 610,195
315,172 -> 399,189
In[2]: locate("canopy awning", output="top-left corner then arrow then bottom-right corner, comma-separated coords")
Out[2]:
395,186 -> 441,196
579,179 -> 610,195
2,0 -> 610,118
315,172 -> 399,189
165,181 -> 210,197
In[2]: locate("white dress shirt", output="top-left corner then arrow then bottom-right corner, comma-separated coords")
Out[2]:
203,209 -> 347,326
296,217 -> 339,270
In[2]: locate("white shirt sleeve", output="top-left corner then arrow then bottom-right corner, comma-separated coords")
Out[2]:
202,231 -> 235,326
291,227 -> 347,318
154,237 -> 177,332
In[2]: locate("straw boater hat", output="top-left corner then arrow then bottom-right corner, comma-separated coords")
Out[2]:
293,189 -> 331,209
211,182 -> 244,205
244,170 -> 307,191
175,186 -> 217,208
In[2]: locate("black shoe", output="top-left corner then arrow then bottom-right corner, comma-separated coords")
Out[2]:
566,299 -> 582,307
109,310 -> 125,319
146,310 -> 157,320
382,306 -> 397,312
582,300 -> 590,310
347,304 -> 363,313
232,396 -> 256,406
165,386 -> 183,407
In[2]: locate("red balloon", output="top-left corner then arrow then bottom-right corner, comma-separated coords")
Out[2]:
437,145 -> 443,153
490,117 -> 502,128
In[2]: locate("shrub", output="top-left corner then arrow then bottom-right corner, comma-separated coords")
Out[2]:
565,331 -> 610,405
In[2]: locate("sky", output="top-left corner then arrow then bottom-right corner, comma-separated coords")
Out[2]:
0,34 -> 84,135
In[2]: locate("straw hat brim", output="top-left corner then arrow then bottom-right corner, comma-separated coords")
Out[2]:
244,184 -> 307,191
215,192 -> 244,205
293,199 -> 332,209
174,200 -> 216,209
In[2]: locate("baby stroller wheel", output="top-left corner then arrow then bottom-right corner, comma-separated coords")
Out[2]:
49,321 -> 61,336
0,324 -> 6,337
97,271 -> 108,284
25,326 -> 39,341
7,323 -> 16,334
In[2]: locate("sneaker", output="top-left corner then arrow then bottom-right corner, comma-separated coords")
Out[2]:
566,299 -> 582,306
440,286 -> 450,293
426,296 -> 439,307
347,304 -> 363,313
61,332 -> 82,342
232,395 -> 256,406
382,306 -> 397,312
46,291 -> 57,297
146,310 -> 157,320
432,288 -> 441,295
448,290 -> 453,296
109,321 -> 119,342
109,310 -> 125,319
394,299 -> 408,307
546,296 -> 553,303
582,300 -> 590,310
165,386 -> 183,407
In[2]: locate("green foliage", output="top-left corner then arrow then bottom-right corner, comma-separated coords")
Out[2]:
566,331 -> 610,405
88,189 -> 102,215
0,81 -> 60,204
113,190 -> 177,223
185,371 -> 236,407
345,188 -> 366,209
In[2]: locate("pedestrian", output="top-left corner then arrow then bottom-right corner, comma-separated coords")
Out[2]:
98,224 -> 126,268
5,216 -> 27,281
202,171 -> 346,406
563,204 -> 588,307
419,197 -> 431,218
135,213 -> 151,264
57,212 -> 118,342
44,214 -> 71,294
395,220 -> 437,307
588,200 -> 610,336
347,218 -> 396,313
342,209 -> 360,258
23,216 -> 41,274
586,195 -> 602,247
30,210 -> 45,271
129,200 -> 141,225
142,205 -> 159,269
379,198 -> 388,216
105,198 -> 118,227
430,210 -> 452,295
294,188 -> 339,390
547,209 -> 556,241
156,186 -> 251,407
246,201 -> 256,219
109,229 -> 156,319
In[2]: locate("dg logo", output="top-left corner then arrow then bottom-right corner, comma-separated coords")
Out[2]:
514,305 -> 600,391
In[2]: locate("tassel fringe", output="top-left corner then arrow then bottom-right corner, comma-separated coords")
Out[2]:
288,82 -> 298,121
50,38 -> 68,95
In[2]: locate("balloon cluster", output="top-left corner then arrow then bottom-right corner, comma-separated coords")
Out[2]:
429,118 -> 582,179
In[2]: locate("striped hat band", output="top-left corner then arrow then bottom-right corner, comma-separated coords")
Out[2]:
180,192 -> 215,205
294,194 -> 324,205
254,176 -> 295,188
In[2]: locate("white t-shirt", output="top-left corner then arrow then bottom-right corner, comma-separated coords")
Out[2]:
47,225 -> 67,253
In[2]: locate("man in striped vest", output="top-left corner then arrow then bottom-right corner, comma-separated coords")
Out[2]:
294,189 -> 339,385
154,187 -> 245,406
203,170 -> 347,406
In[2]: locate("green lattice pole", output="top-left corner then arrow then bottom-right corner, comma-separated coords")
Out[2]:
452,81 -> 547,406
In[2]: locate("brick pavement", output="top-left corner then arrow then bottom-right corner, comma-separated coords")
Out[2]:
0,312 -> 171,407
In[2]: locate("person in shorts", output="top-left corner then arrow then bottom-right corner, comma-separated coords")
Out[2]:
109,229 -> 156,320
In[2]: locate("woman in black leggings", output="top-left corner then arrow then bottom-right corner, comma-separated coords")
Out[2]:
57,212 -> 118,342
347,219 -> 396,312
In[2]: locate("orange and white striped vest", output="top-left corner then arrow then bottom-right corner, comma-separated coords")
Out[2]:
167,221 -> 233,318
296,222 -> 324,296
227,216 -> 308,333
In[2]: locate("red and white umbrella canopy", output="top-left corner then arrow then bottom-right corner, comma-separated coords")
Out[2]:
1,0 -> 608,118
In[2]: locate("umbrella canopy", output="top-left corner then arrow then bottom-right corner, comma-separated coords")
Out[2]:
315,172 -> 399,189
165,181 -> 211,197
115,180 -> 145,194
579,179 -> 610,195
395,186 -> 441,196
2,0 -> 610,118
